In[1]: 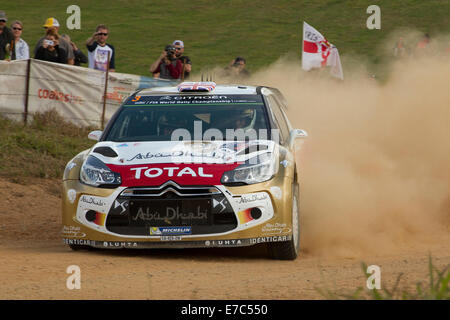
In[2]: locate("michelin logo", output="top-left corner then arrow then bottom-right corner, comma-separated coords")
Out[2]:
150,226 -> 192,235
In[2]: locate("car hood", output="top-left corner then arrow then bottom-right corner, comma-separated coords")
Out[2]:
89,140 -> 276,165
87,140 -> 277,186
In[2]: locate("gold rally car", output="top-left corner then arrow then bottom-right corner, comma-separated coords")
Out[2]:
62,82 -> 308,260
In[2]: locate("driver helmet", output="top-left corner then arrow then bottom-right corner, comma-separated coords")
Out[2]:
157,114 -> 187,136
234,109 -> 255,130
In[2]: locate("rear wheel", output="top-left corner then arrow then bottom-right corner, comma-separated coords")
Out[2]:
267,182 -> 300,260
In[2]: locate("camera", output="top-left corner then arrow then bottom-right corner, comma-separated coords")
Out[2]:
233,57 -> 246,67
44,39 -> 54,46
164,44 -> 176,60
180,56 -> 191,64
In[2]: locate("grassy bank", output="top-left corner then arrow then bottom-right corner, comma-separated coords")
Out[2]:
2,0 -> 449,75
0,111 -> 94,183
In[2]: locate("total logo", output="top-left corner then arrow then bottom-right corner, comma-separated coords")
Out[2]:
107,162 -> 239,186
130,166 -> 213,179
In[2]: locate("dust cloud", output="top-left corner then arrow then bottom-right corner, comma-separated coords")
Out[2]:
215,36 -> 450,258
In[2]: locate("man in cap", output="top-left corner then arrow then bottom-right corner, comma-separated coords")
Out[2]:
173,40 -> 192,79
33,17 -> 74,65
0,11 -> 13,60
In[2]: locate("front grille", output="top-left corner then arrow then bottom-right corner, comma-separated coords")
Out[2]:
106,181 -> 237,236
120,181 -> 220,197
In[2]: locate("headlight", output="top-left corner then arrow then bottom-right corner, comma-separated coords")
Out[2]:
221,153 -> 278,185
80,155 -> 121,187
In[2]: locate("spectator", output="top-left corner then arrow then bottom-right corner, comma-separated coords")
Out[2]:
10,20 -> 29,60
34,27 -> 67,64
34,17 -> 74,65
393,37 -> 407,58
150,44 -> 183,80
61,34 -> 87,66
173,40 -> 192,80
224,56 -> 250,79
417,33 -> 431,49
86,24 -> 115,72
0,11 -> 13,60
414,33 -> 432,58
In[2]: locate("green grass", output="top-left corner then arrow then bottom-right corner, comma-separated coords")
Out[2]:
317,255 -> 450,300
0,111 -> 94,182
2,0 -> 449,75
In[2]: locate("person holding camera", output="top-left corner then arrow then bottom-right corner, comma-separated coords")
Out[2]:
86,24 -> 115,72
34,27 -> 67,64
33,17 -> 74,65
149,44 -> 183,80
173,40 -> 192,80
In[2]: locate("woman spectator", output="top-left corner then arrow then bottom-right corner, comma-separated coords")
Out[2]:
34,27 -> 67,64
10,20 -> 29,60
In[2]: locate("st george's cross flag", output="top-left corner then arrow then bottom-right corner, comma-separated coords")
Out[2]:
302,21 -> 344,80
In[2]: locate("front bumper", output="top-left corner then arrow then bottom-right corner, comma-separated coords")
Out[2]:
62,176 -> 294,249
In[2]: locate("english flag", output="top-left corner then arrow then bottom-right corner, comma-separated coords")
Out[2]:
302,21 -> 344,80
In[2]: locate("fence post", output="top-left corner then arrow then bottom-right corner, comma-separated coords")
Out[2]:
101,51 -> 111,130
23,58 -> 31,126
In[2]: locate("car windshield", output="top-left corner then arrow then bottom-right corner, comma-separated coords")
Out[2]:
104,94 -> 271,142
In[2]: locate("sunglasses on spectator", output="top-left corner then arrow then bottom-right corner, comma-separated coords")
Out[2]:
97,33 -> 108,36
13,27 -> 22,30
175,47 -> 182,50
0,20 -> 6,23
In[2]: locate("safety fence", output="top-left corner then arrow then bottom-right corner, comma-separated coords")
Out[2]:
0,59 -> 177,127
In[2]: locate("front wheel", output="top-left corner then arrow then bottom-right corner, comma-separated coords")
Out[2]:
267,182 -> 300,260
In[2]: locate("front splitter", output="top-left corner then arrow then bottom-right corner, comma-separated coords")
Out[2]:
63,235 -> 292,249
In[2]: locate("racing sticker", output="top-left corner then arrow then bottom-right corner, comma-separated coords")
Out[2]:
149,226 -> 192,236
78,195 -> 110,212
231,191 -> 274,229
62,225 -> 86,238
67,189 -> 77,204
106,163 -> 240,186
261,223 -> 292,236
123,94 -> 264,106
75,189 -> 124,232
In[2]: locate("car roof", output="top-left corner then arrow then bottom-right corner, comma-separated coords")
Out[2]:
136,84 -> 260,96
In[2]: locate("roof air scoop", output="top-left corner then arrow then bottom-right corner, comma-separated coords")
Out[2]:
177,81 -> 216,92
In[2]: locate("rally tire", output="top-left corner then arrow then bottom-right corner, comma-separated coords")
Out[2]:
267,181 -> 300,260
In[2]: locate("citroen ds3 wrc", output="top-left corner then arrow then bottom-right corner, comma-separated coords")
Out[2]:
62,82 -> 308,260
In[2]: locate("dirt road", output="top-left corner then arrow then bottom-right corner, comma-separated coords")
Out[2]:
0,177 -> 448,300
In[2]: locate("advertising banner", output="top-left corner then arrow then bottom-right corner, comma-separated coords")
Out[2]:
0,59 -> 177,127
0,59 -> 28,120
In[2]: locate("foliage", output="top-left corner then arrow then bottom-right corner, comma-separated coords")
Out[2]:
0,111 -> 94,182
316,255 -> 449,300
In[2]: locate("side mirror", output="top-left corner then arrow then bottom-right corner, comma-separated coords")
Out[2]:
88,130 -> 103,141
289,129 -> 308,148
